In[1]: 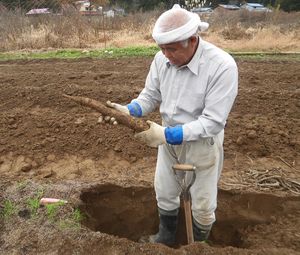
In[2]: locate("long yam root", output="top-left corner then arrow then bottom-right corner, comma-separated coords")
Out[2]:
63,94 -> 148,132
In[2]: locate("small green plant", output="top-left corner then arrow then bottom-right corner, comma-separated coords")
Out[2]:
72,208 -> 85,224
45,201 -> 65,220
27,197 -> 40,217
27,189 -> 44,217
0,200 -> 17,219
58,208 -> 85,230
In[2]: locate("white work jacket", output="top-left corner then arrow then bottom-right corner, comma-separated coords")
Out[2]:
133,39 -> 238,141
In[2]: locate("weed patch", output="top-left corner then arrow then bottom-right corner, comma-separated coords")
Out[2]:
58,208 -> 85,230
0,200 -> 17,219
45,201 -> 66,220
26,189 -> 44,217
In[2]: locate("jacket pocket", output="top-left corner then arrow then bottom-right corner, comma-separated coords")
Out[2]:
185,139 -> 217,171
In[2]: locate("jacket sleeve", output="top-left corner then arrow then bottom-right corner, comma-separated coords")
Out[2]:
183,62 -> 238,140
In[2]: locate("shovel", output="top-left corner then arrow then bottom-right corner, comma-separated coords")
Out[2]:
172,163 -> 196,244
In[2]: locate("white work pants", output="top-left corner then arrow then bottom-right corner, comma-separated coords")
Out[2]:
154,130 -> 224,226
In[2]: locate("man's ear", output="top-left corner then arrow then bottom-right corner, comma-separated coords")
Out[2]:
188,36 -> 198,48
190,36 -> 198,44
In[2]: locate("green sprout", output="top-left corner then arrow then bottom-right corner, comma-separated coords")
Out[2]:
45,201 -> 65,220
26,189 -> 44,217
58,208 -> 85,230
0,200 -> 17,219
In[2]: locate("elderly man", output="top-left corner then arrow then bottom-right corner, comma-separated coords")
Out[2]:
107,4 -> 238,246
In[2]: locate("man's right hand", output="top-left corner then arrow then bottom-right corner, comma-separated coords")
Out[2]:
98,100 -> 142,124
106,101 -> 130,115
97,101 -> 130,125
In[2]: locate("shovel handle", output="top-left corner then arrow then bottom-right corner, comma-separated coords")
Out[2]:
183,196 -> 194,244
173,164 -> 196,171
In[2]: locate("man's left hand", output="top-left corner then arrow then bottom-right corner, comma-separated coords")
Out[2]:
134,120 -> 166,148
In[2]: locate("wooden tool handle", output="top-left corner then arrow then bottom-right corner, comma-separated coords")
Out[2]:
183,197 -> 194,244
173,164 -> 196,171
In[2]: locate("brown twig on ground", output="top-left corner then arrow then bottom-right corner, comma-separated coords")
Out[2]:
221,167 -> 300,195
276,156 -> 298,170
63,94 -> 148,132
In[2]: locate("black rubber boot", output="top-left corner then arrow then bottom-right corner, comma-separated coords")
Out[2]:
193,218 -> 212,242
149,208 -> 179,246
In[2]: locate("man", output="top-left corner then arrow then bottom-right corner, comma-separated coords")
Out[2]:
107,4 -> 238,246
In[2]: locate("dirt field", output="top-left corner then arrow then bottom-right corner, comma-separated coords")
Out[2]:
0,56 -> 299,255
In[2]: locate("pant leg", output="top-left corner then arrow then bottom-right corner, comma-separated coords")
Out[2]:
155,144 -> 182,211
216,130 -> 224,179
188,130 -> 224,226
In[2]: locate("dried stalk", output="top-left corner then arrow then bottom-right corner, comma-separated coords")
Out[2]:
276,156 -> 297,170
223,167 -> 300,195
63,94 -> 148,132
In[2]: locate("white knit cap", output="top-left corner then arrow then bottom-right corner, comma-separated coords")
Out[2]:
152,4 -> 209,45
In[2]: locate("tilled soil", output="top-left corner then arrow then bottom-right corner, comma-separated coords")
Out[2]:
0,57 -> 299,255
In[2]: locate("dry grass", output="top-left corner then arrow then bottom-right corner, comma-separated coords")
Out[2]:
204,9 -> 300,52
0,9 -> 299,52
205,25 -> 300,52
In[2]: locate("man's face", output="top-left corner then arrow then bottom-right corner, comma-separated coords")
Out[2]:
159,37 -> 197,67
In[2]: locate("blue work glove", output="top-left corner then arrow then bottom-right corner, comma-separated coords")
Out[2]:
135,121 -> 183,148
